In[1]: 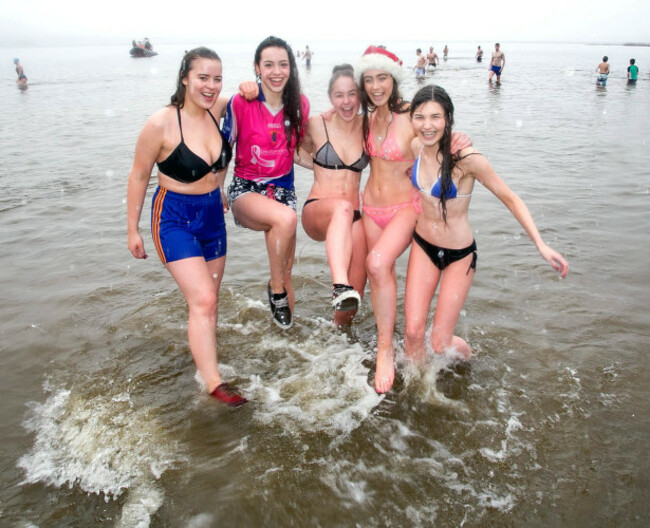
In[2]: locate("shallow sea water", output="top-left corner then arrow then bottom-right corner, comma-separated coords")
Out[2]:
1,40 -> 649,526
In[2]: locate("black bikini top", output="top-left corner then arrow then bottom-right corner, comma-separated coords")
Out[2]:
157,106 -> 232,184
313,117 -> 369,173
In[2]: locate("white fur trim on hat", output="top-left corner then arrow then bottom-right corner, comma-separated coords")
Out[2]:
357,45 -> 404,84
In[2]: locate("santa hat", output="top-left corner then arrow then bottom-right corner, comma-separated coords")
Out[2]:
357,45 -> 404,84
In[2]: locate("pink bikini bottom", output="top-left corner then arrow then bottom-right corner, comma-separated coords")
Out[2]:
362,189 -> 421,229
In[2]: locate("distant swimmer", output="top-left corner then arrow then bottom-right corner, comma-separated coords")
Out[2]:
426,46 -> 439,68
414,48 -> 426,79
627,58 -> 638,85
596,56 -> 609,86
303,45 -> 313,67
488,42 -> 505,84
14,58 -> 28,90
476,46 -> 483,63
443,45 -> 449,60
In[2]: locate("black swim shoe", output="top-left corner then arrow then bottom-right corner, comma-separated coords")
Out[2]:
331,284 -> 361,312
267,282 -> 293,329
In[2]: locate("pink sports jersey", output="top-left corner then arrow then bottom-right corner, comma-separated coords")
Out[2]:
224,92 -> 310,188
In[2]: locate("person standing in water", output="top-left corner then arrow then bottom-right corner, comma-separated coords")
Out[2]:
476,46 -> 483,63
596,56 -> 610,85
627,58 -> 638,85
299,64 -> 369,324
443,45 -> 449,60
126,47 -> 247,407
403,84 -> 569,365
426,47 -> 439,69
223,36 -> 309,330
414,49 -> 427,79
303,45 -> 313,67
14,58 -> 27,89
489,43 -> 505,84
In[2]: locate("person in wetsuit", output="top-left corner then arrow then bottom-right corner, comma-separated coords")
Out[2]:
126,47 -> 247,407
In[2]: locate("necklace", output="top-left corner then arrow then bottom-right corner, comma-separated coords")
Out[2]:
376,112 -> 393,142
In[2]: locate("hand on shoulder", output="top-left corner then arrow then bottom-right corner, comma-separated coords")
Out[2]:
458,146 -> 479,158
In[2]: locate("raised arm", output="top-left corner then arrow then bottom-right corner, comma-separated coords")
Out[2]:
466,151 -> 569,277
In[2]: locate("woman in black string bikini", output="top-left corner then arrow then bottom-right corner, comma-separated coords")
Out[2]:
403,85 -> 569,364
300,64 -> 369,325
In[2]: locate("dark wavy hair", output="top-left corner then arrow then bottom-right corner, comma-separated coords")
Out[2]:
254,36 -> 303,153
328,63 -> 356,97
359,69 -> 408,152
410,84 -> 456,222
170,47 -> 221,108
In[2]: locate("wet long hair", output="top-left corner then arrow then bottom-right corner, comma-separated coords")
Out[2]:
359,69 -> 408,152
328,63 -> 356,97
254,36 -> 303,153
410,84 -> 456,222
170,47 -> 221,108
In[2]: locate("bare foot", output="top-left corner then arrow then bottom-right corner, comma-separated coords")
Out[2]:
374,347 -> 395,394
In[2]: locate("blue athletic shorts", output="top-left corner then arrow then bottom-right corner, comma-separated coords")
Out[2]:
151,186 -> 226,264
490,65 -> 502,75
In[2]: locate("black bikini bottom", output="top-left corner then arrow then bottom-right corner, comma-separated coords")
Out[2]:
304,198 -> 361,222
413,230 -> 477,275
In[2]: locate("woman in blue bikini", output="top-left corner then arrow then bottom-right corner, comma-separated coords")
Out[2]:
403,85 -> 569,362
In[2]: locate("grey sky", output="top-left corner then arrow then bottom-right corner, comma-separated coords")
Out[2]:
1,0 -> 649,46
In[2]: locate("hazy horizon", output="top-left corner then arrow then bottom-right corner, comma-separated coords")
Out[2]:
2,0 -> 649,49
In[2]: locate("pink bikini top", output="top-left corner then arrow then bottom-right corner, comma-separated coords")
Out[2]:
366,112 -> 408,162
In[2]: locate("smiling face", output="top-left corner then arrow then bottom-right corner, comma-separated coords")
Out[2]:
362,69 -> 394,108
411,100 -> 446,147
255,46 -> 290,96
182,57 -> 222,109
329,75 -> 359,122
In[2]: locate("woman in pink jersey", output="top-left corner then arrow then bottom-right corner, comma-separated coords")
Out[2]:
223,36 -> 309,330
357,46 -> 470,393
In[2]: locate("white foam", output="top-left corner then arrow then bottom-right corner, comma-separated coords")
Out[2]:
248,330 -> 381,435
116,485 -> 164,528
18,387 -> 185,502
185,513 -> 215,528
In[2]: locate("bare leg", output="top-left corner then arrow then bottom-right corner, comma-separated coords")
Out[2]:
430,255 -> 475,358
302,198 -> 355,285
232,193 -> 297,303
166,256 -> 225,393
404,241 -> 441,363
334,217 -> 367,326
364,207 -> 417,393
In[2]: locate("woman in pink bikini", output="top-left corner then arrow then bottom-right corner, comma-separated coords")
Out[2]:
357,46 -> 470,393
